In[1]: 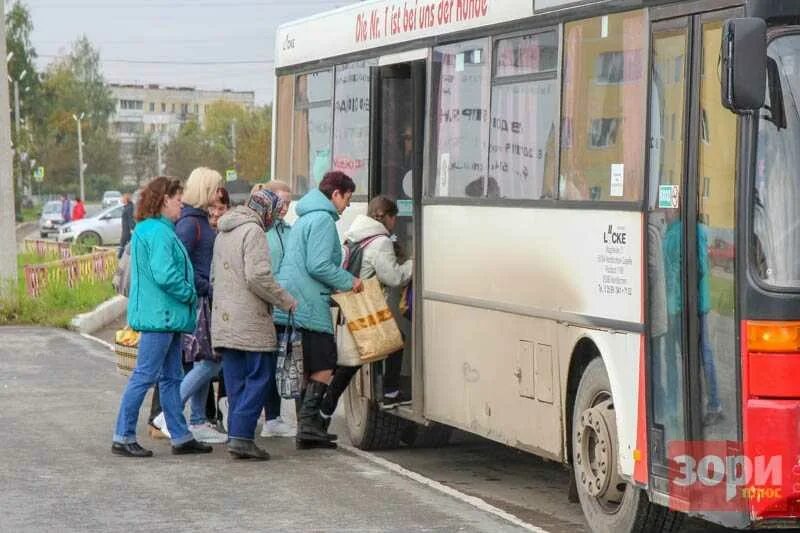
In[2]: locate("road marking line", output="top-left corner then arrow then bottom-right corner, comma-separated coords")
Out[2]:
339,443 -> 551,533
80,332 -> 115,352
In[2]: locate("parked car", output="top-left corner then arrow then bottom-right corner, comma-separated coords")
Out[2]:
38,200 -> 65,238
57,203 -> 124,246
101,190 -> 122,208
708,238 -> 735,273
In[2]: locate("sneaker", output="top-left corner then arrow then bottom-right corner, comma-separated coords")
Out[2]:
382,390 -> 412,408
261,417 -> 297,438
190,422 -> 229,444
152,412 -> 171,439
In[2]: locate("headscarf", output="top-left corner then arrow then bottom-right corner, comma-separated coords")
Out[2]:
247,189 -> 284,231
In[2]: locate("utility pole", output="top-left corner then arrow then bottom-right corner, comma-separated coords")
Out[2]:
0,0 -> 19,297
73,113 -> 85,201
13,80 -> 20,194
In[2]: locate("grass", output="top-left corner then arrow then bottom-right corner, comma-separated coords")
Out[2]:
0,252 -> 116,328
20,207 -> 39,222
709,274 -> 735,317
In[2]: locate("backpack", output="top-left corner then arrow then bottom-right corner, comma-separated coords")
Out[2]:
342,235 -> 382,277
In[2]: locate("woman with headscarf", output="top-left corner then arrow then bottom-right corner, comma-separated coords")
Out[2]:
211,189 -> 297,460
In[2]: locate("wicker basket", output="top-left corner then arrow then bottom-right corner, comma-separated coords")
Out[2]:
115,343 -> 138,376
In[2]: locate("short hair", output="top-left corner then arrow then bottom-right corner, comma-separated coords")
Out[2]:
215,187 -> 231,208
367,195 -> 398,227
319,170 -> 356,199
266,180 -> 291,194
183,167 -> 222,209
250,182 -> 267,194
135,176 -> 183,221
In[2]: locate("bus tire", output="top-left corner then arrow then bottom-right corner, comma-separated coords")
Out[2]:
572,357 -> 683,533
344,377 -> 406,450
401,421 -> 452,448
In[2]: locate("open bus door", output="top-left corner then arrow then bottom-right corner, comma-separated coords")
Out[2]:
344,51 -> 447,449
646,6 -> 746,527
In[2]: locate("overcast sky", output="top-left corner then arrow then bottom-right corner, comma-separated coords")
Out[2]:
22,0 -> 352,105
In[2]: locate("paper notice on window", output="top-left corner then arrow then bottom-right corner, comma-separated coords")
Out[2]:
455,53 -> 465,72
610,164 -> 624,197
438,153 -> 450,196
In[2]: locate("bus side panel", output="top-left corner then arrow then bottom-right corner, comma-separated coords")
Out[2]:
557,326 -> 643,480
423,300 -> 563,459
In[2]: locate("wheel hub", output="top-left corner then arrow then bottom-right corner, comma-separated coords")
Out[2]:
575,398 -> 624,505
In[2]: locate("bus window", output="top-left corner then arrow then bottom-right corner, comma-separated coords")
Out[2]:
430,39 -> 491,198
274,75 -> 294,183
559,10 -> 646,202
490,31 -> 559,200
293,70 -> 333,195
333,59 -> 376,194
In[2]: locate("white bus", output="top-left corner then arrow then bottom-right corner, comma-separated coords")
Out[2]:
273,1 -> 800,530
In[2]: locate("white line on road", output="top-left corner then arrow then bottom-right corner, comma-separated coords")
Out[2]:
339,443 -> 551,533
80,332 -> 115,351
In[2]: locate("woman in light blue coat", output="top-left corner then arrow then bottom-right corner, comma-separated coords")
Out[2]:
112,176 -> 211,458
275,171 -> 363,448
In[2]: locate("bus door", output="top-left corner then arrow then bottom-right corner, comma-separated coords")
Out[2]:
647,8 -> 742,521
365,53 -> 426,412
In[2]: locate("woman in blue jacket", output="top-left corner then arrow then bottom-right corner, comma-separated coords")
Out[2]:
111,176 -> 212,458
275,171 -> 363,448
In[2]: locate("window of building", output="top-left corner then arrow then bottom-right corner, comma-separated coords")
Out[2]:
489,30 -> 559,200
149,102 -> 155,112
332,59 -> 375,193
119,99 -> 143,110
700,108 -> 710,144
171,103 -> 176,113
161,103 -> 166,112
181,103 -> 189,114
274,75 -> 293,183
559,10 -> 646,201
193,104 -> 199,113
293,70 -> 332,195
431,38 -> 491,198
702,176 -> 711,198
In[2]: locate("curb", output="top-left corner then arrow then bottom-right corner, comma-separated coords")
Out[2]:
70,295 -> 127,335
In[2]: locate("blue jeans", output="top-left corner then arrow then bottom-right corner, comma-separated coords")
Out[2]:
221,349 -> 273,440
263,350 -> 281,421
113,332 -> 192,446
180,359 -> 222,426
699,313 -> 721,411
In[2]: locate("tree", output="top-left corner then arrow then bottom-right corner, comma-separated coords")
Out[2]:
164,120 -> 228,180
131,132 -> 157,185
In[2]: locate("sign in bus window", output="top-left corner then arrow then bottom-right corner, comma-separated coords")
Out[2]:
332,60 -> 376,193
431,39 -> 491,198
559,10 -> 646,202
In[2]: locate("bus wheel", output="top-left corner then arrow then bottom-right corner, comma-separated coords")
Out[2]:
401,421 -> 452,448
344,372 -> 406,450
572,358 -> 683,533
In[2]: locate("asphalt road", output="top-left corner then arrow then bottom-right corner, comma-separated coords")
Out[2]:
0,326 -> 529,532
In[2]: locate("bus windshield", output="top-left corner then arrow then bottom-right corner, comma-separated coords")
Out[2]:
754,33 -> 800,288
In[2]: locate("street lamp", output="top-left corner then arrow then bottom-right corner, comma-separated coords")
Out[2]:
72,112 -> 85,202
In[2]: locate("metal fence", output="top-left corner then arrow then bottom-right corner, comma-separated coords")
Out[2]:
23,249 -> 118,297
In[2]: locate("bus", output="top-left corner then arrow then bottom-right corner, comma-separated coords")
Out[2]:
272,1 -> 800,530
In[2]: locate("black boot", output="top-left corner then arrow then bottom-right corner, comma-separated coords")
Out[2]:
296,381 -> 337,445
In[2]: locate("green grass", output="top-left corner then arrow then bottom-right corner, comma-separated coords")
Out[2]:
0,252 -> 116,328
20,207 -> 39,222
709,274 -> 735,317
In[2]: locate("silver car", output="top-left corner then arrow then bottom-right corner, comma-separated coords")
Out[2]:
38,200 -> 65,238
102,190 -> 122,209
57,204 -> 124,246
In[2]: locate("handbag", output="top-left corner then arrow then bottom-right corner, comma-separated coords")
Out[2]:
332,307 -> 361,367
331,277 -> 404,364
275,315 -> 305,399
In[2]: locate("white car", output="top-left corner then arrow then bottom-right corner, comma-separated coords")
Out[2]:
102,190 -> 122,209
58,204 -> 124,246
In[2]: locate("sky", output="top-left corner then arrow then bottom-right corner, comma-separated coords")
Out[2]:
21,0 -> 355,105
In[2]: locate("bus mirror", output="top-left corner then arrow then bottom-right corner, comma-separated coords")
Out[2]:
721,18 -> 767,112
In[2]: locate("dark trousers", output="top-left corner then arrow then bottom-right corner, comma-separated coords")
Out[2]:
383,349 -> 403,392
263,350 -> 281,421
221,349 -> 273,440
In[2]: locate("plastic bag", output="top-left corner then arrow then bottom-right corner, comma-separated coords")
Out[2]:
275,318 -> 304,400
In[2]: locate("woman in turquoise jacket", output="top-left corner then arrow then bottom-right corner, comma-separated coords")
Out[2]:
112,177 -> 211,458
275,171 -> 363,448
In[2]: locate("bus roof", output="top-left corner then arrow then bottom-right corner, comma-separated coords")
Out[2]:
275,0 -> 538,69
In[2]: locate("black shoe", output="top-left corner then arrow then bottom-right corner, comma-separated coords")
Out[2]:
297,381 -> 337,442
172,438 -> 213,455
382,390 -> 412,408
227,438 -> 270,460
112,442 -> 153,458
296,438 -> 338,450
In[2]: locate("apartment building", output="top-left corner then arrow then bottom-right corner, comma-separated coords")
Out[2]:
108,83 -> 255,183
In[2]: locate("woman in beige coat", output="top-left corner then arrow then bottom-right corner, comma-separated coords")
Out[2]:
211,189 -> 296,460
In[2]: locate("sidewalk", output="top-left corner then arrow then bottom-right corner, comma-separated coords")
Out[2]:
0,326 -> 522,532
